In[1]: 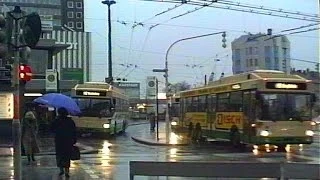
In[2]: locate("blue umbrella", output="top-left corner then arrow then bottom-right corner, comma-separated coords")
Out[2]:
33,93 -> 81,115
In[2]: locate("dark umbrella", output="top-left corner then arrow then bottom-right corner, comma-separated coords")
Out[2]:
33,93 -> 81,115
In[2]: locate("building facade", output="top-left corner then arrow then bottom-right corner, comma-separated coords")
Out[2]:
0,0 -> 84,32
61,0 -> 84,32
232,33 -> 290,74
42,30 -> 91,82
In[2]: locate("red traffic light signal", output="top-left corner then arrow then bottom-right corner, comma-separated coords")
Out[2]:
19,64 -> 32,81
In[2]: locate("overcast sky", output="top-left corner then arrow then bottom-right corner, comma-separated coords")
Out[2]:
84,0 -> 319,94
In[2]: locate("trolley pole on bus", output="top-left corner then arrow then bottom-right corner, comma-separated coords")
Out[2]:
154,31 -> 227,143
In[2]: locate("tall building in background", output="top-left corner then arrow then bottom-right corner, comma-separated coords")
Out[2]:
42,30 -> 91,82
61,0 -> 84,32
232,30 -> 290,74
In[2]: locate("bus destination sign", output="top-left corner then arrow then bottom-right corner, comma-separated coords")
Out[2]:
266,82 -> 307,90
76,90 -> 107,97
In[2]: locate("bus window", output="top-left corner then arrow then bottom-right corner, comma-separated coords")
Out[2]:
192,96 -> 199,112
198,95 -> 206,112
229,91 -> 243,112
208,94 -> 217,112
186,97 -> 192,112
217,93 -> 229,112
259,93 -> 312,121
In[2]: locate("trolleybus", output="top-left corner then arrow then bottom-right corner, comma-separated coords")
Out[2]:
171,70 -> 316,148
71,82 -> 129,136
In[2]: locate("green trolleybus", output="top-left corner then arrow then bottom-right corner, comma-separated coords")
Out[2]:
171,70 -> 316,148
71,82 -> 129,136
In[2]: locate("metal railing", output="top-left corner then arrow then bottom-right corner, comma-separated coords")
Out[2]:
129,161 -> 320,180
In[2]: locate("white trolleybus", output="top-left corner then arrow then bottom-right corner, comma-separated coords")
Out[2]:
171,70 -> 317,149
71,82 -> 129,136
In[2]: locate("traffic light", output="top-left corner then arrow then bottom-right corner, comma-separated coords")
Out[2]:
18,12 -> 41,48
19,64 -> 32,83
222,32 -> 227,48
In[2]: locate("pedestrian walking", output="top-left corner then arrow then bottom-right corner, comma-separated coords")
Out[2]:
22,111 -> 40,165
149,112 -> 155,131
50,107 -> 77,178
192,123 -> 202,142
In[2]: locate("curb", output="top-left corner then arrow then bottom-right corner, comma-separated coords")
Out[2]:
131,136 -> 189,146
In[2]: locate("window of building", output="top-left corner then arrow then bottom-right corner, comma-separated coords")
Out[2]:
250,59 -> 253,66
264,46 -> 271,57
67,21 -> 74,28
274,57 -> 279,70
67,11 -> 74,18
249,47 -> 253,55
76,22 -> 83,29
76,2 -> 83,8
67,1 -> 74,8
76,12 -> 83,18
253,47 -> 258,55
254,59 -> 258,66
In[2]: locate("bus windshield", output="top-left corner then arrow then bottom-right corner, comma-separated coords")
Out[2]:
258,93 -> 312,121
74,98 -> 114,118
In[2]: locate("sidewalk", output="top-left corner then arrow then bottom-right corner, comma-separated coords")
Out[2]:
0,136 -> 98,157
131,121 -> 190,146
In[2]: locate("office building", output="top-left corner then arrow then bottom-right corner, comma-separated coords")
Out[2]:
232,31 -> 290,74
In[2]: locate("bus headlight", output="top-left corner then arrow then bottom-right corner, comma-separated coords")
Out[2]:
305,130 -> 314,136
260,130 -> 270,137
103,124 -> 110,129
171,121 -> 177,126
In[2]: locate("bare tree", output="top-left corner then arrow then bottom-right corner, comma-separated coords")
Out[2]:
167,81 -> 191,94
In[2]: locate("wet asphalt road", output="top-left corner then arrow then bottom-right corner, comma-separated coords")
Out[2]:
0,120 -> 319,180
72,121 -> 320,179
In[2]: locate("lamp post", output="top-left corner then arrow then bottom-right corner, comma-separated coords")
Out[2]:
102,0 -> 116,83
154,31 -> 227,143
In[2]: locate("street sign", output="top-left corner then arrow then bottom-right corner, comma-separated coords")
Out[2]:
45,69 -> 58,92
0,93 -> 14,119
146,76 -> 156,98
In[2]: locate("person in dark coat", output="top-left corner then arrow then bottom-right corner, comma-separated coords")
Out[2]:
50,107 -> 77,178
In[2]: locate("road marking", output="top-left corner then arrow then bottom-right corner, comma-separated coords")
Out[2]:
81,161 -> 104,180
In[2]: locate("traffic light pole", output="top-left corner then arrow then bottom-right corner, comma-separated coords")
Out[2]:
11,8 -> 22,180
163,31 -> 226,143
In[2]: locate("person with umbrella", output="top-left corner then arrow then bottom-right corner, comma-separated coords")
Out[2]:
50,107 -> 77,178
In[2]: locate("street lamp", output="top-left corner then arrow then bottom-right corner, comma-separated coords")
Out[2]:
102,0 -> 116,83
154,31 -> 227,143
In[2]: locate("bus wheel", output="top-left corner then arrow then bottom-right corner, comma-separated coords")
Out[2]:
230,125 -> 241,147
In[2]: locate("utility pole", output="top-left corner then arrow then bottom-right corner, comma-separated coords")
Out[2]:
102,0 -> 116,84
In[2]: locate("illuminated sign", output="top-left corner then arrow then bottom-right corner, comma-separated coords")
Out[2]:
76,91 -> 107,97
266,82 -> 307,90
118,83 -> 139,88
231,84 -> 241,89
215,112 -> 244,130
83,91 -> 100,96
0,93 -> 14,119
